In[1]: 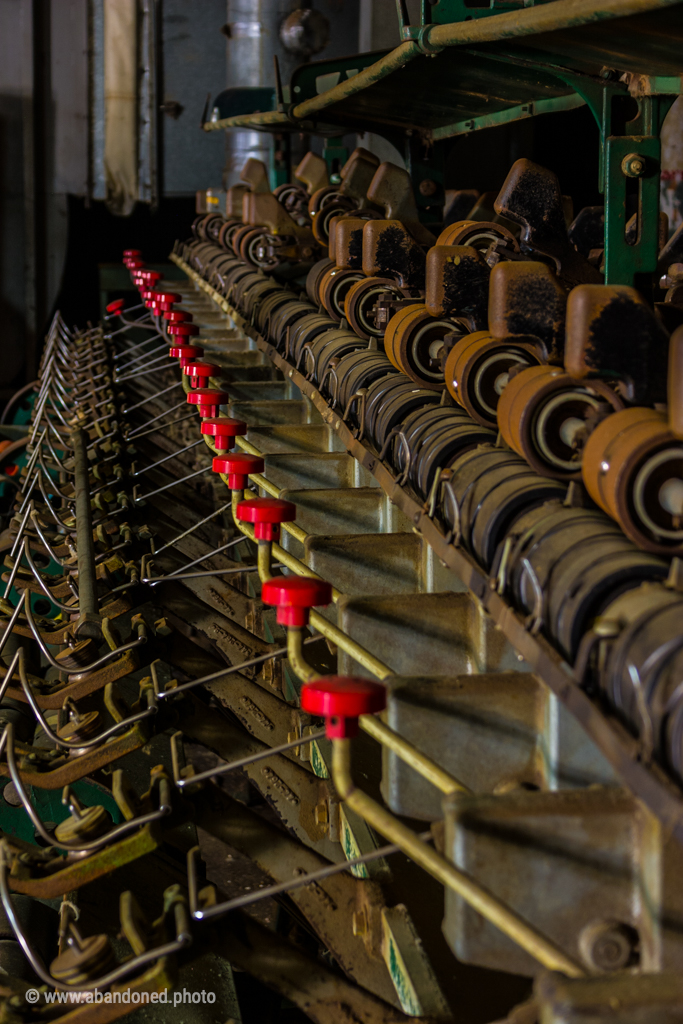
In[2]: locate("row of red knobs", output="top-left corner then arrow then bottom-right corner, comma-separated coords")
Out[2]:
120,249 -> 386,735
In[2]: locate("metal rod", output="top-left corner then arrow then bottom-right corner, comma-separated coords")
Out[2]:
123,379 -> 184,414
153,500 -> 232,555
154,634 -> 318,699
127,410 -> 196,441
71,428 -> 100,637
188,831 -> 433,923
132,438 -> 204,477
172,727 -> 327,788
163,535 -> 247,576
143,562 -> 283,585
126,399 -> 191,438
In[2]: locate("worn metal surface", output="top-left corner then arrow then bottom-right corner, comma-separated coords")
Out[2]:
172,251 -> 683,848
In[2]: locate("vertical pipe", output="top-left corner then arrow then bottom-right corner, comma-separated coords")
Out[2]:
71,428 -> 100,639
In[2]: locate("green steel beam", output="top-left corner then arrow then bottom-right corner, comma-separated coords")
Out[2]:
431,90 -> 585,141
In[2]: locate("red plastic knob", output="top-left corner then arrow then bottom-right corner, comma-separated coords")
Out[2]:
168,323 -> 199,338
139,270 -> 162,282
200,417 -> 247,450
140,290 -> 158,301
169,344 -> 204,367
155,292 -> 183,304
164,310 -> 192,323
123,249 -> 141,257
236,498 -> 296,541
212,452 -> 264,490
126,259 -> 145,270
261,575 -> 332,628
106,299 -> 125,314
301,677 -> 386,738
184,362 -> 222,388
187,388 -> 230,418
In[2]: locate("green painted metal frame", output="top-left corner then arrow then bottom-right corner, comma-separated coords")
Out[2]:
201,0 -> 683,285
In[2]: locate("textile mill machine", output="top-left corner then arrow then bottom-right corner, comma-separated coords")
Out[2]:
1,1 -> 683,1022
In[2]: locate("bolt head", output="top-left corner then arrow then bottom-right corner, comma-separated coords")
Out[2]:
419,178 -> 438,197
579,920 -> 639,971
621,153 -> 646,178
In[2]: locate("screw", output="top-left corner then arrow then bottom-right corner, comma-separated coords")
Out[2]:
621,153 -> 646,178
579,920 -> 639,971
419,178 -> 438,197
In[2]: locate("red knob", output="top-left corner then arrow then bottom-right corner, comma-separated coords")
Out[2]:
236,498 -> 296,541
140,290 -> 158,301
301,677 -> 386,738
212,452 -> 264,490
155,292 -> 183,304
261,575 -> 332,628
200,417 -> 247,450
169,344 -> 204,367
126,259 -> 145,270
187,388 -> 230,418
123,249 -> 141,257
106,299 -> 126,314
164,310 -> 192,323
139,270 -> 162,282
168,323 -> 199,338
184,362 -> 222,388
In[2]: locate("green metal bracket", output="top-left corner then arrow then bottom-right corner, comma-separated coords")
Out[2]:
602,95 -> 675,287
269,133 -> 291,190
404,0 -> 557,34
322,137 -> 349,181
551,70 -> 678,287
604,134 -> 662,286
406,137 -> 446,227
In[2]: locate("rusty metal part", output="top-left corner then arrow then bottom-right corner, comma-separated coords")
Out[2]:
362,220 -> 428,289
425,245 -> 490,329
306,256 -> 335,305
296,152 -> 330,196
334,215 -> 375,269
8,825 -> 160,899
582,406 -> 683,554
565,284 -> 670,405
0,713 -> 149,789
436,219 -> 518,256
366,163 -> 435,248
192,782 -> 402,1007
203,907 -> 433,1024
0,649 -> 140,709
668,323 -> 683,440
497,365 -> 623,480
319,265 -> 365,322
71,428 -> 101,641
384,305 -> 456,389
444,331 -> 542,427
488,260 -> 567,364
494,159 -> 602,289
345,277 -> 404,340
173,246 -> 683,855
339,147 -> 381,204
